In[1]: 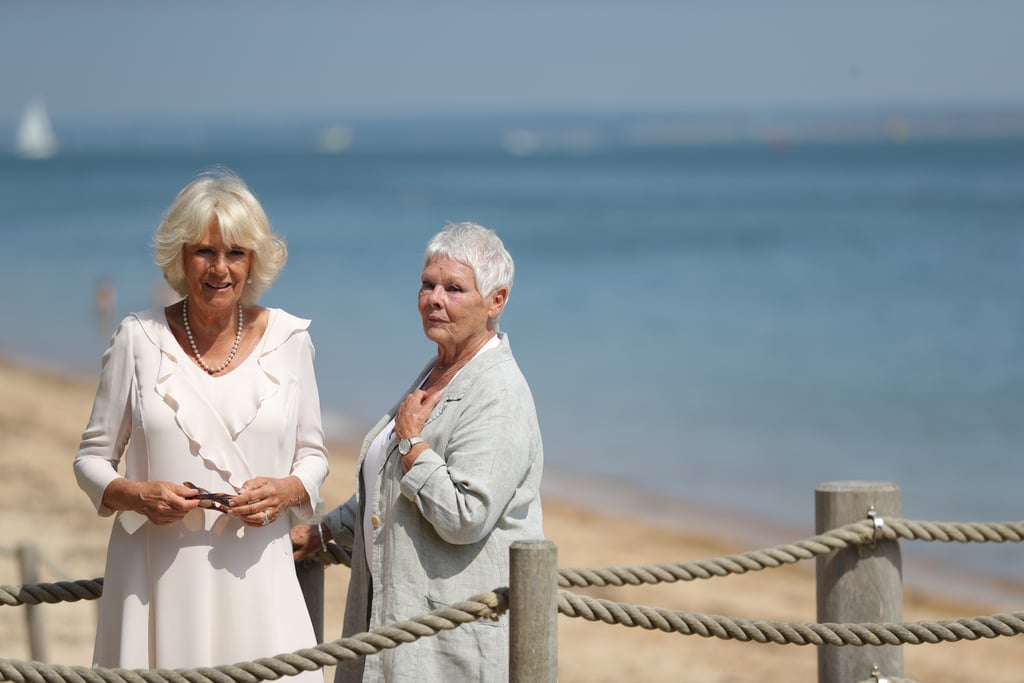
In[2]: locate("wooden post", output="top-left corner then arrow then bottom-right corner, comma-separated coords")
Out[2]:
509,539 -> 558,683
296,557 -> 325,643
16,543 -> 48,662
816,481 -> 903,683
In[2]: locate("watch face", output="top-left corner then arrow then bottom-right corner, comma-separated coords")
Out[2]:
398,438 -> 411,455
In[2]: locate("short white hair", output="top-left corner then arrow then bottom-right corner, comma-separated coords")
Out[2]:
423,221 -> 515,330
424,221 -> 514,298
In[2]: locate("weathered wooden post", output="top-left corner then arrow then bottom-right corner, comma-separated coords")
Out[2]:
16,543 -> 48,662
816,481 -> 903,683
509,539 -> 558,683
296,557 -> 325,643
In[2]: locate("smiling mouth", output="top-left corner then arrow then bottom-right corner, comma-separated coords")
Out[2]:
206,282 -> 233,291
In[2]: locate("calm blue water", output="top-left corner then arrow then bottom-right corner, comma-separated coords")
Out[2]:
3,126 -> 1024,591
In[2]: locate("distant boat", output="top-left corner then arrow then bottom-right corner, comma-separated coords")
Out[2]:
315,124 -> 354,155
15,99 -> 58,159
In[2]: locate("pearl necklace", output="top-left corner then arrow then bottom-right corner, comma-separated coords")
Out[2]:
182,295 -> 244,374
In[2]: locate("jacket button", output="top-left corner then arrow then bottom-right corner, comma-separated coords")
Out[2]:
371,514 -> 381,529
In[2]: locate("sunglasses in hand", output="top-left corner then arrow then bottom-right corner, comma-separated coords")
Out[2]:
184,481 -> 234,511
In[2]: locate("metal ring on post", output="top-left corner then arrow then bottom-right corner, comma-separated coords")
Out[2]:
867,505 -> 884,546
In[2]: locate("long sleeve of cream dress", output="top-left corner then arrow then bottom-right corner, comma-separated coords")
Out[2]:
74,307 -> 329,677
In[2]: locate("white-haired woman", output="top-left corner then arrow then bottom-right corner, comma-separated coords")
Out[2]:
74,168 -> 328,677
293,221 -> 544,682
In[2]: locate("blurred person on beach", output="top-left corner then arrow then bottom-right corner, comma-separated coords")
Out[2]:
93,275 -> 115,334
73,168 -> 329,676
292,222 -> 544,682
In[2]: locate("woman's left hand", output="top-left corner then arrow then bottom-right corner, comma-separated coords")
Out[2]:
230,475 -> 306,527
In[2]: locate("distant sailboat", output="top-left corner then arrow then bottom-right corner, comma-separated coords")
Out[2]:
15,99 -> 58,160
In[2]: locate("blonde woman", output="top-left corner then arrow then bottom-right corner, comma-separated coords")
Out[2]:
74,168 -> 329,676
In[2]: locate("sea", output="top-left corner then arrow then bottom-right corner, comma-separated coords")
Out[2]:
3,114 -> 1023,603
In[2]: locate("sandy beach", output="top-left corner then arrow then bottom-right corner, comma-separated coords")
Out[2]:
2,357 -> 1022,682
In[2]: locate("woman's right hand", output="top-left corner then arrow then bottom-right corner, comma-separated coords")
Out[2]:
291,523 -> 331,561
101,478 -> 201,525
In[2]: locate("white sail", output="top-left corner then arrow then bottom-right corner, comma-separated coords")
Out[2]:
15,99 -> 58,160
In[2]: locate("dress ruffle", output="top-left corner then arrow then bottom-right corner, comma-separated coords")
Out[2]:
133,308 -> 311,490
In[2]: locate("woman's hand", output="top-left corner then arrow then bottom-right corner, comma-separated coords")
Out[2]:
230,475 -> 307,527
101,479 -> 200,525
395,388 -> 443,440
291,523 -> 331,561
395,389 -> 443,471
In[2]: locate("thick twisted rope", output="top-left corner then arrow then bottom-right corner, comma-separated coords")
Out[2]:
558,590 -> 1024,646
0,589 -> 508,683
4,584 -> 1015,683
4,579 -> 1021,682
6,519 -> 1023,606
4,519 -> 1021,681
885,519 -> 1024,544
1,541 -> 352,609
558,518 -> 1024,588
0,578 -> 104,607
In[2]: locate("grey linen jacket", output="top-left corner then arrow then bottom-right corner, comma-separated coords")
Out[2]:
322,332 -> 544,683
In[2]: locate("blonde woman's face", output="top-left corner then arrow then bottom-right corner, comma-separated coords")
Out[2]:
182,218 -> 251,313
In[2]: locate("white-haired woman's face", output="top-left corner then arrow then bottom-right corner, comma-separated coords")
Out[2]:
418,256 -> 504,352
182,218 -> 251,313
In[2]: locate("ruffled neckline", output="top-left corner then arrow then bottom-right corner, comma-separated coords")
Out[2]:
131,307 -> 311,490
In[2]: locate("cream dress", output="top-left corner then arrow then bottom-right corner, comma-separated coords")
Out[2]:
74,307 -> 329,679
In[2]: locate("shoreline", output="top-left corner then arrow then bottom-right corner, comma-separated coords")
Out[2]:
2,353 -> 1024,681
543,462 -> 1024,610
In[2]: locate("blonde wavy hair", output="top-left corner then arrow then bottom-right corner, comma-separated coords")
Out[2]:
152,168 -> 286,305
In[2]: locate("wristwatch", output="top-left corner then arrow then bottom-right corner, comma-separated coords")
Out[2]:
398,436 -> 426,456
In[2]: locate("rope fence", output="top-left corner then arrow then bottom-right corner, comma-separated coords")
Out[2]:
556,591 -> 1024,645
6,517 -> 1021,609
3,481 -> 1022,682
0,590 -> 508,683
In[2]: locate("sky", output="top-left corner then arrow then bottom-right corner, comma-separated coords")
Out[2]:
3,1 -> 1024,127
